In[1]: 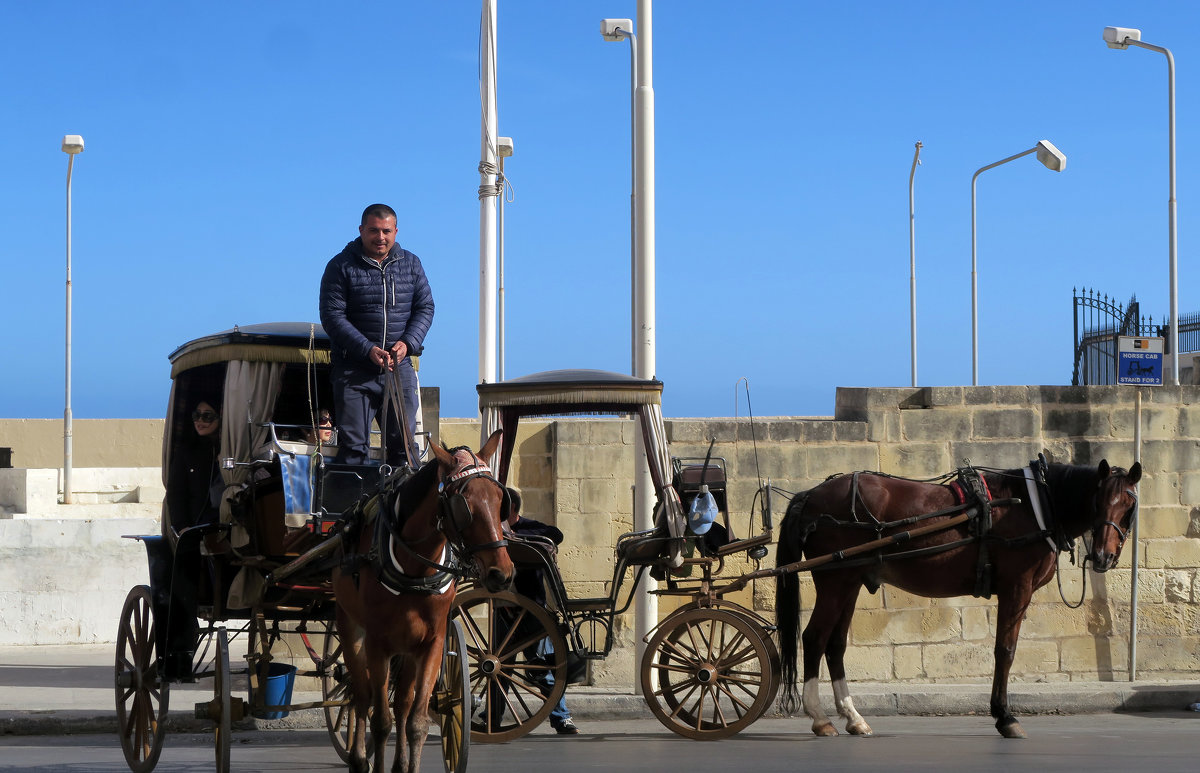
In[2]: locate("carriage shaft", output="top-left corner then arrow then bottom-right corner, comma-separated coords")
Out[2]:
718,512 -> 974,595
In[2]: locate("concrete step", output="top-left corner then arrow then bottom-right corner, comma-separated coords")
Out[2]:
8,502 -> 163,520
0,468 -> 163,514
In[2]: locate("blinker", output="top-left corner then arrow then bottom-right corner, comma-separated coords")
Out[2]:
444,492 -> 474,532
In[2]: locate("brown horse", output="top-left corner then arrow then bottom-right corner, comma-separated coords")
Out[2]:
775,459 -> 1141,739
332,431 -> 514,773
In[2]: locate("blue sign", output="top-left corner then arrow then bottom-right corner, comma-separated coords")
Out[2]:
1117,336 -> 1164,386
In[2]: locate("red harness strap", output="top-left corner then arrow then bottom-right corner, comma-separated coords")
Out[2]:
948,476 -> 993,506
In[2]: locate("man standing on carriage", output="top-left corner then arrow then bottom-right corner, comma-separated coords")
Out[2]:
320,203 -> 434,468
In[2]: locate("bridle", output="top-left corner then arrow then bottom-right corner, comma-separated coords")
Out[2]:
1093,474 -> 1138,548
437,449 -> 510,557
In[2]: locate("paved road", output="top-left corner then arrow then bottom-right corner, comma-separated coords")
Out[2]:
3,714 -> 1199,772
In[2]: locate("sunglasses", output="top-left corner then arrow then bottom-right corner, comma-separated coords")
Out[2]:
192,411 -> 219,423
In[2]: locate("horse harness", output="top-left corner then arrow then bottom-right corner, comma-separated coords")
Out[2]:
343,450 -> 509,596
808,460 -> 1101,599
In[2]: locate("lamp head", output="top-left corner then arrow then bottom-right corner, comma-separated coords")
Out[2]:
61,135 -> 85,154
601,18 -> 632,41
1103,26 -> 1141,50
1035,140 -> 1066,172
497,136 -> 514,158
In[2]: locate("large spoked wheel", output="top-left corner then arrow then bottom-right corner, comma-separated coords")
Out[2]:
666,601 -> 783,720
453,588 -> 567,743
641,607 -> 774,740
321,619 -> 355,763
213,627 -> 232,773
115,585 -> 170,773
435,618 -> 470,773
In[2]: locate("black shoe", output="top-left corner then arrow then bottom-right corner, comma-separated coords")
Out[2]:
551,718 -> 579,735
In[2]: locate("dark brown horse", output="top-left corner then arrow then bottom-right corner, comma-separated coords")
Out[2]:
775,459 -> 1141,739
333,431 -> 514,773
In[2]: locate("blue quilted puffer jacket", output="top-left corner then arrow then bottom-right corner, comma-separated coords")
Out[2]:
319,239 -> 435,371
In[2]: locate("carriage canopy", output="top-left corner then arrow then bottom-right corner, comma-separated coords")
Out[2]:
477,369 -> 686,565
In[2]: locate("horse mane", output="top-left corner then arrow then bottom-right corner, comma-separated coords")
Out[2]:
390,457 -> 441,525
1042,463 -> 1101,537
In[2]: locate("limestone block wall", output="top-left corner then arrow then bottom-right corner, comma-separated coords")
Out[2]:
445,384 -> 1200,686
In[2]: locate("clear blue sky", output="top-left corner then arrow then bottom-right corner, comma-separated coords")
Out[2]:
0,1 -> 1193,420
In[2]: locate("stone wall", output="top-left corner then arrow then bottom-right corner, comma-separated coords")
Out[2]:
5,384 -> 1197,684
447,384 -> 1200,685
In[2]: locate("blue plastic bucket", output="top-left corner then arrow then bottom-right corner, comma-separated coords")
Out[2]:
262,662 -> 297,719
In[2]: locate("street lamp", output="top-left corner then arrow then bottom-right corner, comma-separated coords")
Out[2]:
601,18 -> 637,366
1103,26 -> 1180,385
909,141 -> 923,387
61,134 -> 84,505
971,140 -> 1066,385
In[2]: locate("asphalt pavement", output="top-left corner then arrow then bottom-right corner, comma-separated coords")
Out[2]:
2,643 -> 1198,736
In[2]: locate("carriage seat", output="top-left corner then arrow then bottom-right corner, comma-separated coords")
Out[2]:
615,526 -> 673,565
505,533 -> 558,570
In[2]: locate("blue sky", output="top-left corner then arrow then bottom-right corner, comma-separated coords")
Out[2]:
0,1 -> 1193,420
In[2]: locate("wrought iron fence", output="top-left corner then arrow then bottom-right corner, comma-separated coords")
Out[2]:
1072,287 -> 1200,385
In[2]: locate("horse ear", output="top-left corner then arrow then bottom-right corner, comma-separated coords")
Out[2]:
1097,459 -> 1110,479
479,429 -> 504,461
1127,462 -> 1142,485
430,442 -> 453,467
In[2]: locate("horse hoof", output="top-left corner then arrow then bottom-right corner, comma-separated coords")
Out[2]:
813,722 -> 838,737
847,721 -> 873,736
997,719 -> 1026,739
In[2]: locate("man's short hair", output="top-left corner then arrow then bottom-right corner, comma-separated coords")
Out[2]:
361,203 -> 397,224
507,486 -> 522,516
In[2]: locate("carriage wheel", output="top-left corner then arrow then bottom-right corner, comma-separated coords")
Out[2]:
213,626 -> 232,773
321,619 -> 355,763
661,601 -> 783,722
435,618 -> 470,773
115,585 -> 170,773
452,588 -> 567,743
640,607 -> 774,740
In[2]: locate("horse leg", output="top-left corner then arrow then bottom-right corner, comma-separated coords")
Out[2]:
367,648 -> 394,773
388,655 -> 416,773
801,578 -> 859,737
400,648 -> 440,773
990,587 -> 1033,739
337,610 -> 371,773
826,590 -> 872,736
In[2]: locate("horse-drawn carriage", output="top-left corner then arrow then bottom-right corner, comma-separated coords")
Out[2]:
114,323 -> 498,773
455,369 -> 1144,742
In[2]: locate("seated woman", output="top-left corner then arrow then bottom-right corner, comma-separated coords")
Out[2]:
302,408 -> 334,446
162,395 -> 223,678
167,397 -> 223,533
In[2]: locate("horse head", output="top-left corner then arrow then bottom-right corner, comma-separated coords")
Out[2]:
431,429 -> 514,593
1087,459 -> 1142,572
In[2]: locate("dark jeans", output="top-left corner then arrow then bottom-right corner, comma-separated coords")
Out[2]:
332,359 -> 418,467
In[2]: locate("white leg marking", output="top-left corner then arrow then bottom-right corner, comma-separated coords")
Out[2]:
804,677 -> 836,736
832,678 -> 872,736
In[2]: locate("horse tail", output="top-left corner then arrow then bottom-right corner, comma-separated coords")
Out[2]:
775,490 -> 810,715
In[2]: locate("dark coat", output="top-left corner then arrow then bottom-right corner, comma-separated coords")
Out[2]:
318,239 -> 434,372
509,516 -> 563,605
166,436 -> 221,533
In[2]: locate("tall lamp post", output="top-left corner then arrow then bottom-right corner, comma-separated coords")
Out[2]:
971,140 -> 1066,385
1104,26 -> 1180,385
601,18 -> 637,367
909,141 -> 922,387
62,134 -> 85,505
602,7 -> 656,690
